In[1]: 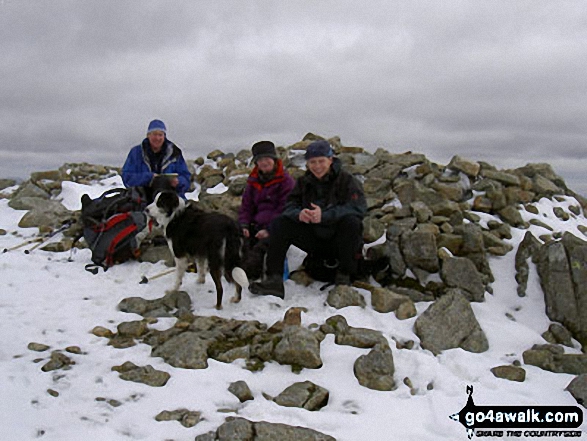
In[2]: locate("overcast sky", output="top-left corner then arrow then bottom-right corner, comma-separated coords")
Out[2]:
1,1 -> 586,194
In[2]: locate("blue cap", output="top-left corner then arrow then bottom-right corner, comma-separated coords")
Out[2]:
305,140 -> 333,160
147,119 -> 166,134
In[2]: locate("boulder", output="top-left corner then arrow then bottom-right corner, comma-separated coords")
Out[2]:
566,375 -> 587,408
111,362 -> 170,387
353,344 -> 395,391
490,365 -> 526,382
155,409 -> 202,428
401,230 -> 439,274
414,290 -> 489,355
326,285 -> 366,309
440,257 -> 485,302
371,287 -> 411,313
536,233 -> 587,347
228,381 -> 254,403
523,345 -> 587,375
273,381 -> 329,411
195,417 -> 336,441
151,332 -> 211,369
273,327 -> 322,369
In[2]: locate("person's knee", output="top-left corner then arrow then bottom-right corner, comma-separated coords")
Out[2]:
337,215 -> 362,234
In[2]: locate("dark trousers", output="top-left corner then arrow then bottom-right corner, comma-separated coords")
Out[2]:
242,234 -> 270,280
265,215 -> 363,277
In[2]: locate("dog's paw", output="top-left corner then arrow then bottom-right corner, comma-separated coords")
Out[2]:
197,276 -> 206,284
230,296 -> 241,304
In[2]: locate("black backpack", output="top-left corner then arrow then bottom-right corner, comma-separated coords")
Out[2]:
78,188 -> 150,273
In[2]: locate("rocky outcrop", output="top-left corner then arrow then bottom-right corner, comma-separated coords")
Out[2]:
536,232 -> 587,348
566,375 -> 587,408
523,344 -> 587,375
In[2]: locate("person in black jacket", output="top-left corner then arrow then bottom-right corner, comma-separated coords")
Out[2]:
249,140 -> 366,298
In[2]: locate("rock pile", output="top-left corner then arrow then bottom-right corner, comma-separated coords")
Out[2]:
8,133 -> 587,438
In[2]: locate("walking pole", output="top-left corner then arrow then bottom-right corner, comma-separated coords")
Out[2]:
2,237 -> 43,253
24,221 -> 73,254
139,268 -> 175,284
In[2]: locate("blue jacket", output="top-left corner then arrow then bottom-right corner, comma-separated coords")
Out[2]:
122,139 -> 191,198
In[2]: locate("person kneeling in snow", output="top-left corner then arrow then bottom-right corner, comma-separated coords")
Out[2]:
249,140 -> 366,298
122,119 -> 191,202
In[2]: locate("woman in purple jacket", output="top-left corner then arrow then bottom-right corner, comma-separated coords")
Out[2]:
238,141 -> 295,280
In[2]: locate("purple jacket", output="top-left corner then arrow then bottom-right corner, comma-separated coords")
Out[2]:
238,159 -> 295,232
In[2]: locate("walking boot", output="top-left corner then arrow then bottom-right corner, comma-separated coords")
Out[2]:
249,274 -> 285,299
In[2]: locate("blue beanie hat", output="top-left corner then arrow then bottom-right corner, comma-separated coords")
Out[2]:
305,140 -> 333,160
147,119 -> 167,134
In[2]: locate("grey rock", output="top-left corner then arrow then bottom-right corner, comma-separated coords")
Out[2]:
118,291 -> 192,318
10,180 -> 50,201
566,375 -> 587,408
371,287 -> 411,313
326,285 -> 366,309
0,178 -> 16,190
217,417 -> 254,440
362,217 -> 386,243
273,381 -> 330,411
440,257 -> 485,302
111,362 -> 170,387
523,348 -> 587,375
273,327 -> 322,369
117,320 -> 149,338
490,365 -> 526,382
545,323 -> 574,347
498,205 -> 527,228
28,342 -> 51,352
255,419 -> 336,441
155,408 -> 202,428
353,345 -> 395,391
395,300 -> 417,320
228,381 -> 254,403
41,351 -> 74,372
533,174 -> 562,196
401,230 -> 439,274
322,315 -> 386,349
536,233 -> 587,347
151,332 -> 210,369
480,169 -> 521,186
414,290 -> 489,355
447,155 -> 480,177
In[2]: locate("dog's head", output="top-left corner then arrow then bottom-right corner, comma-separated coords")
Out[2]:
146,191 -> 186,227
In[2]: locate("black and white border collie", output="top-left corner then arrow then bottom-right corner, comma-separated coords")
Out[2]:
146,191 -> 249,309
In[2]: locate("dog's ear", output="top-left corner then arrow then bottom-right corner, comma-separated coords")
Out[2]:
159,191 -> 180,217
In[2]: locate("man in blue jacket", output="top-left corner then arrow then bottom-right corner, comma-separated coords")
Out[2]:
122,119 -> 191,201
250,140 -> 366,298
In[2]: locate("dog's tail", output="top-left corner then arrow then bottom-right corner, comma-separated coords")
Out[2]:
225,223 -> 249,289
231,267 -> 249,289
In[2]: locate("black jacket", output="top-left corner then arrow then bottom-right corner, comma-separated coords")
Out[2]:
282,158 -> 366,226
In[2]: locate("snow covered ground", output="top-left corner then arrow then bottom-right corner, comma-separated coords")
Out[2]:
0,176 -> 585,441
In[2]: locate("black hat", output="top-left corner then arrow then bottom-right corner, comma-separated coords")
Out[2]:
304,140 -> 333,160
252,141 -> 277,163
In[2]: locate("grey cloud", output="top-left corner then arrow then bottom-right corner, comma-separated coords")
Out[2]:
0,0 -> 586,195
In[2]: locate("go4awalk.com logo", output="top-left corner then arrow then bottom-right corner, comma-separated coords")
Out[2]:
450,386 -> 584,439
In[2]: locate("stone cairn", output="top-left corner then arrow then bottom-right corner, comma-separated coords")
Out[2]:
6,133 -> 587,438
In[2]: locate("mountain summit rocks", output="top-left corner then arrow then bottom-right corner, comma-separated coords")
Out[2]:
9,134 -> 587,437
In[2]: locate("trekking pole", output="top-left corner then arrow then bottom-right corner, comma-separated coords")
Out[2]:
24,221 -> 73,254
139,268 -> 175,284
2,237 -> 43,253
